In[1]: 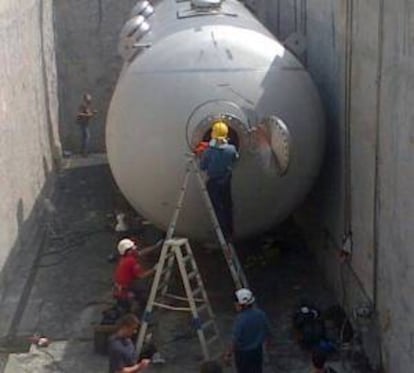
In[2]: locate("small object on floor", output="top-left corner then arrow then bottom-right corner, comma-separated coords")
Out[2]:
107,253 -> 118,263
151,352 -> 166,364
29,335 -> 50,347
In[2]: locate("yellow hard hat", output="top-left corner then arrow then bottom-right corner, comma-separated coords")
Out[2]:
211,121 -> 229,140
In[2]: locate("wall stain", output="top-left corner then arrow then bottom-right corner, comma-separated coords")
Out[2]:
97,0 -> 103,31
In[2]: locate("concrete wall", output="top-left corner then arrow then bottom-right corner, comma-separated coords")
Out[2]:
376,1 -> 414,370
0,0 -> 60,333
248,0 -> 414,371
49,0 -> 414,369
54,0 -> 136,153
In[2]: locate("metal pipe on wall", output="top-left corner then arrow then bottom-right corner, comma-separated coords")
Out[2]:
372,0 -> 385,314
343,0 -> 354,250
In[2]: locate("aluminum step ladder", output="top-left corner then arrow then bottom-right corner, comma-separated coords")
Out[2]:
136,237 -> 220,359
136,154 -> 248,359
168,155 -> 249,290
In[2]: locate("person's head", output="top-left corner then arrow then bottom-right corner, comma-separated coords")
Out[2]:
116,313 -> 140,337
312,349 -> 327,371
211,121 -> 229,142
200,360 -> 223,373
234,288 -> 255,311
83,93 -> 92,103
117,238 -> 136,256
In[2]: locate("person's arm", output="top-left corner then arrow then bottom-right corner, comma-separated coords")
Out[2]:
77,105 -> 96,118
117,359 -> 150,373
139,239 -> 163,256
263,312 -> 273,349
117,364 -> 140,373
133,261 -> 156,279
77,112 -> 93,118
232,145 -> 240,161
111,346 -> 149,373
224,317 -> 241,364
199,149 -> 209,171
140,268 -> 156,278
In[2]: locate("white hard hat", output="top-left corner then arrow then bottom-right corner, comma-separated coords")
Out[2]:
117,238 -> 136,255
235,288 -> 255,305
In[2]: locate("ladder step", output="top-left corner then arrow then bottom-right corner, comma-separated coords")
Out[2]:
206,335 -> 220,345
201,320 -> 216,331
192,287 -> 203,297
197,304 -> 209,314
182,254 -> 193,263
165,238 -> 188,246
188,271 -> 198,280
160,267 -> 172,277
164,252 -> 175,261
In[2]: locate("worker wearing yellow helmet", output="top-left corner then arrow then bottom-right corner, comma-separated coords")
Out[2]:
200,120 -> 239,240
211,121 -> 229,141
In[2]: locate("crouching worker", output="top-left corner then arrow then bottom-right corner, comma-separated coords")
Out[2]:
224,288 -> 272,373
113,238 -> 159,314
108,314 -> 151,373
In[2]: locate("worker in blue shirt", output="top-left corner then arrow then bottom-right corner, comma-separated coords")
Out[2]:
200,121 -> 239,240
224,288 -> 272,373
108,314 -> 151,373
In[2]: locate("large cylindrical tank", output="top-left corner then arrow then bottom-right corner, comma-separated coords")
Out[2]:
106,0 -> 325,242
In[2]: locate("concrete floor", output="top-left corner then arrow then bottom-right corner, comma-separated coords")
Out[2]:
0,156 -> 353,372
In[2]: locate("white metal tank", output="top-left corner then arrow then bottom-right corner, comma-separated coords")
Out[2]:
106,0 -> 325,242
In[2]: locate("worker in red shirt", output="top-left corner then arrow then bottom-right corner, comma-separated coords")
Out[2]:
114,238 -> 160,313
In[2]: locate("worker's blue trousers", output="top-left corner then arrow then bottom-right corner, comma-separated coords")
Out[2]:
206,176 -> 234,239
79,124 -> 90,155
235,347 -> 263,373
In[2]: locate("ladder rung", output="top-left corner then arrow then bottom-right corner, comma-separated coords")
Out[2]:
192,287 -> 203,297
188,271 -> 198,280
165,238 -> 188,246
201,320 -> 216,330
206,335 -> 219,345
197,304 -> 209,314
182,254 -> 193,263
160,267 -> 172,277
164,252 -> 175,260
152,301 -> 191,312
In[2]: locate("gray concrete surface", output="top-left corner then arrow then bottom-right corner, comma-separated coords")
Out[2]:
1,0 -> 413,371
0,0 -> 61,336
53,0 -> 136,153
247,1 -> 414,371
1,161 -> 354,372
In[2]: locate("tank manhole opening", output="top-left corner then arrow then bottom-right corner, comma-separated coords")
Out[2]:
190,113 -> 247,152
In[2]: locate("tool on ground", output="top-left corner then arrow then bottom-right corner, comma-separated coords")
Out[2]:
136,154 -> 249,359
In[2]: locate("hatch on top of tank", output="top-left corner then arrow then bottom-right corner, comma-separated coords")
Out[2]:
178,0 -> 235,19
191,0 -> 222,9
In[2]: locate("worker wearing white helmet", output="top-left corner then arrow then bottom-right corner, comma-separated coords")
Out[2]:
117,238 -> 136,255
113,238 -> 162,312
224,288 -> 272,373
